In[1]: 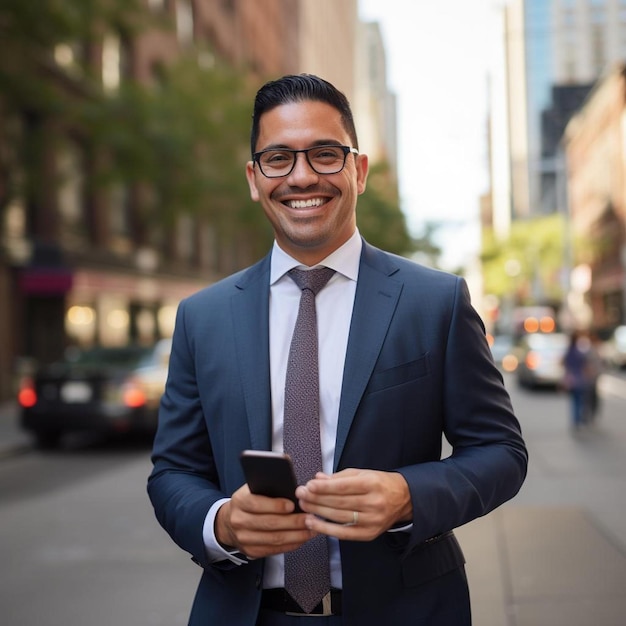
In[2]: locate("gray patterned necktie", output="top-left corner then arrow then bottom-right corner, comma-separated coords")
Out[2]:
283,267 -> 335,613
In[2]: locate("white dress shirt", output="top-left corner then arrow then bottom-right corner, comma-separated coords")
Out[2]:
203,230 -> 362,589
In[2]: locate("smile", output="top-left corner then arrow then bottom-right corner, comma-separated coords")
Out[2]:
286,198 -> 328,209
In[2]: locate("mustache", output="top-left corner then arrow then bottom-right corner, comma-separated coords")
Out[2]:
273,186 -> 336,201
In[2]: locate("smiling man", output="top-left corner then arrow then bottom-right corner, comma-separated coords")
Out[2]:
245,97 -> 367,266
148,74 -> 528,626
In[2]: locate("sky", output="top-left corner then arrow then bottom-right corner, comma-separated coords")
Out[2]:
358,0 -> 498,269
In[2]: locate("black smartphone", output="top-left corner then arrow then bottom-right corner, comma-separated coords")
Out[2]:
240,450 -> 301,511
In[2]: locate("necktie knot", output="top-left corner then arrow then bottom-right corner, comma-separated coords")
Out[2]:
288,267 -> 335,295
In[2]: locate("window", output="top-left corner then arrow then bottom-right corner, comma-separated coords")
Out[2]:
57,139 -> 86,245
176,214 -> 196,263
147,0 -> 166,10
102,32 -> 130,91
109,182 -> 132,240
175,0 -> 194,46
591,24 -> 605,74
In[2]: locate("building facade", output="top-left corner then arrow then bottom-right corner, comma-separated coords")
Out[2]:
0,0 -> 374,400
498,0 -> 626,220
564,63 -> 626,329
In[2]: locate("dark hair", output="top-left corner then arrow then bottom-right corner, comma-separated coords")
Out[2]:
250,74 -> 359,156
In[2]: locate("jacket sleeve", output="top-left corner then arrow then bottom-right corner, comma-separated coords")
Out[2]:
147,299 -> 226,570
397,277 -> 528,551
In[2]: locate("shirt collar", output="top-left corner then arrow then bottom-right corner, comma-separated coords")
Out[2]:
270,229 -> 362,285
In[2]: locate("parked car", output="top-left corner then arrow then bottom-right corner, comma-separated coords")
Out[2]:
600,325 -> 626,369
18,339 -> 171,448
488,334 -> 519,372
516,332 -> 569,389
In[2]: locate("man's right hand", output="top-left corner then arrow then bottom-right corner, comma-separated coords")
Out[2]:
215,484 -> 316,559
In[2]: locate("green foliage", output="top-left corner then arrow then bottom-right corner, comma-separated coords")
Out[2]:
357,162 -> 414,257
0,0 -> 272,256
481,214 -> 567,303
0,0 -> 146,213
409,222 -> 443,269
86,55 -> 256,220
0,0 -> 416,265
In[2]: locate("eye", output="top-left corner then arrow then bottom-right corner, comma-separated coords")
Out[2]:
310,147 -> 342,162
262,151 -> 292,165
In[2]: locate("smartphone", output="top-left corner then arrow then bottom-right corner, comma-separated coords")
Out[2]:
240,450 -> 301,511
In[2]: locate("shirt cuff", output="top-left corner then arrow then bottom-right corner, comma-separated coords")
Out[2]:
203,498 -> 248,565
388,522 -> 413,533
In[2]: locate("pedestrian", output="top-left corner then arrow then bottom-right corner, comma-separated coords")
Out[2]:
147,74 -> 528,626
562,330 -> 596,429
584,332 -> 603,423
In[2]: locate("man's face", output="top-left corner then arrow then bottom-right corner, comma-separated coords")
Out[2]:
246,100 -> 368,266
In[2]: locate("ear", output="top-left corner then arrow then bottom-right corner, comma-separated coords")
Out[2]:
356,153 -> 369,195
245,161 -> 260,201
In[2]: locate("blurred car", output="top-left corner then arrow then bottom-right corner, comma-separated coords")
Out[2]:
516,332 -> 569,389
600,325 -> 626,369
18,339 -> 171,448
487,334 -> 519,372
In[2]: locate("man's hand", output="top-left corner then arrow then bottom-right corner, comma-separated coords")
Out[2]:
295,469 -> 413,541
215,484 -> 316,559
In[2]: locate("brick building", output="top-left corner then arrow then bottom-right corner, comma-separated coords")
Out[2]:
0,0 -> 361,399
564,63 -> 626,330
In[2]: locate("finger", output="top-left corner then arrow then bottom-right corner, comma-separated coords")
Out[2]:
297,499 -> 362,525
304,513 -> 378,542
239,529 -> 317,559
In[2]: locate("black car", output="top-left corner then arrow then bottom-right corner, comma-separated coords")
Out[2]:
18,339 -> 171,448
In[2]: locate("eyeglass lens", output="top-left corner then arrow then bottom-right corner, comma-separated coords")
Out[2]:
257,146 -> 349,177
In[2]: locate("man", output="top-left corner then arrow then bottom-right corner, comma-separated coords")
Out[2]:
148,74 -> 528,625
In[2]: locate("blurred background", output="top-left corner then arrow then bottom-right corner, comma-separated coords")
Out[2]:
1,1 -> 626,624
1,0 -> 625,399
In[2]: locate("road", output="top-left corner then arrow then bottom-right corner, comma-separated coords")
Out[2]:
1,369 -> 625,625
0,437 -> 198,625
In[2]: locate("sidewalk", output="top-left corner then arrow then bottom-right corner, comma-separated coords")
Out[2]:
458,505 -> 626,625
2,400 -> 626,625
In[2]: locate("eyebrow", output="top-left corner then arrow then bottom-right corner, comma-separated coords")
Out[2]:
256,139 -> 345,152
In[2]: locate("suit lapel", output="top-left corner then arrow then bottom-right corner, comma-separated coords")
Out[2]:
334,243 -> 402,469
231,256 -> 272,451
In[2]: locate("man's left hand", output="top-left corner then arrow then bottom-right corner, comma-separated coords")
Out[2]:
295,468 -> 413,541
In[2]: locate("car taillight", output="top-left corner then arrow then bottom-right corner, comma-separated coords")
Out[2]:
18,378 -> 37,408
122,380 -> 147,408
525,351 -> 541,370
502,354 -> 518,372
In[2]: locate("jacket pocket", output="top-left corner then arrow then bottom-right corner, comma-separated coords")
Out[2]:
401,531 -> 466,588
366,354 -> 430,394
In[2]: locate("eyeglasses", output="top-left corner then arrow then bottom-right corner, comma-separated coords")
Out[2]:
253,145 -> 359,178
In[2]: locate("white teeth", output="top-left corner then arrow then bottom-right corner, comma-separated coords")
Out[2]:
287,198 -> 326,209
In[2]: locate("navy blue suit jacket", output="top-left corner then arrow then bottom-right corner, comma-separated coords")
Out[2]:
148,240 -> 527,625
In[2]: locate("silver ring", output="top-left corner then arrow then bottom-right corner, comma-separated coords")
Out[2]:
341,510 -> 359,526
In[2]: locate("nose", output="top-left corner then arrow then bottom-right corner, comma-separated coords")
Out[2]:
286,152 -> 319,186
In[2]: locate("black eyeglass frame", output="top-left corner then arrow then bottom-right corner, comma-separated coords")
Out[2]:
252,145 -> 359,178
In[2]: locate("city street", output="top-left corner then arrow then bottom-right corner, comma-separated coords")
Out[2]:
460,369 -> 626,625
1,369 -> 626,625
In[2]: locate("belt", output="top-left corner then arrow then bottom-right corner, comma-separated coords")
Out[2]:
261,589 -> 342,616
